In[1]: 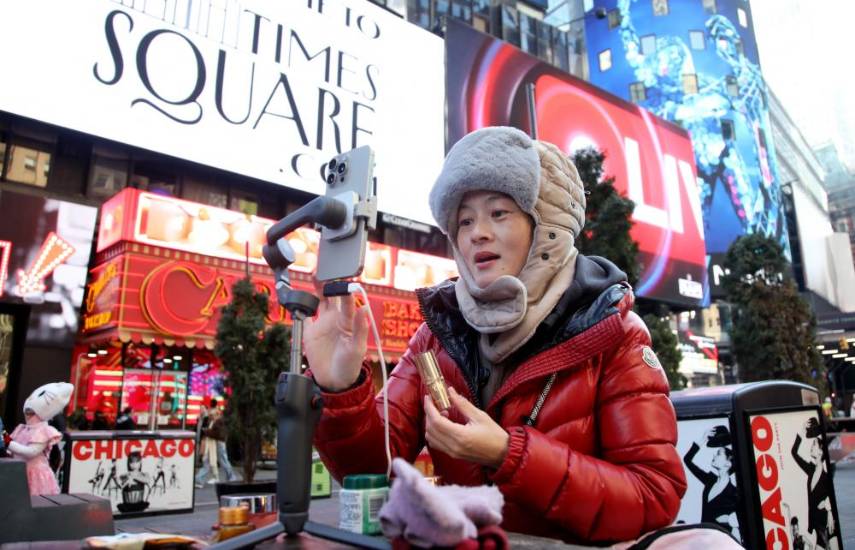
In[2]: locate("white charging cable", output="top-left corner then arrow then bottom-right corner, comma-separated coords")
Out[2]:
347,282 -> 392,479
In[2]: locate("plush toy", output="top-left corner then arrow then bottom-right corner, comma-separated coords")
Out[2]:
7,382 -> 73,495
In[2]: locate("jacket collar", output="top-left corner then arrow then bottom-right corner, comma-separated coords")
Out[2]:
415,255 -> 631,408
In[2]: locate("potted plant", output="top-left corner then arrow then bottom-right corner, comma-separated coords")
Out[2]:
214,277 -> 289,498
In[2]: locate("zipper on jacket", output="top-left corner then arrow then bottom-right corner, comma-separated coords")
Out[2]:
416,287 -> 482,409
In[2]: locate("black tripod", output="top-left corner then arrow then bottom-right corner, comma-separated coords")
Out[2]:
208,196 -> 388,549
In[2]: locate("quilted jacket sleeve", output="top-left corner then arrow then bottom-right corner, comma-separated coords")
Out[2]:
310,324 -> 430,482
490,311 -> 687,543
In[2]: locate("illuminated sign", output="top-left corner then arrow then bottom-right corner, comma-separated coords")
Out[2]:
678,330 -> 718,375
0,240 -> 10,298
445,20 -> 706,307
95,188 -> 457,292
394,250 -> 459,292
0,190 -> 97,346
584,0 -> 790,291
89,249 -> 427,356
15,232 -> 76,296
0,0 -> 445,225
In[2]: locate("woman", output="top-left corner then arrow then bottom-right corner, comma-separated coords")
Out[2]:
305,127 -> 686,544
683,426 -> 739,538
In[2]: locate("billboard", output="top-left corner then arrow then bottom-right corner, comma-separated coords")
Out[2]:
0,190 -> 97,347
748,410 -> 841,550
584,0 -> 789,300
0,0 -> 445,225
67,434 -> 195,516
678,330 -> 719,375
446,19 -> 707,307
676,417 -> 741,541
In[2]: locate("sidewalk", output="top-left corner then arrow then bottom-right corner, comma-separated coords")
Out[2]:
115,463 -> 855,546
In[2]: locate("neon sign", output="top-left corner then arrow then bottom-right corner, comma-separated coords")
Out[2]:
15,232 -> 76,296
0,240 -> 11,297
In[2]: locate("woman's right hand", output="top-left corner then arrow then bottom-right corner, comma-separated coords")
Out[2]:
303,286 -> 370,391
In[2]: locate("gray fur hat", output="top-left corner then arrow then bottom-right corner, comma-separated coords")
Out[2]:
429,126 -> 541,235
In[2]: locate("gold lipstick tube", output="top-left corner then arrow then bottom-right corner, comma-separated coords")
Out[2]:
414,351 -> 451,411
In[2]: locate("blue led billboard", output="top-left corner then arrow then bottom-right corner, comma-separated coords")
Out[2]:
584,0 -> 789,298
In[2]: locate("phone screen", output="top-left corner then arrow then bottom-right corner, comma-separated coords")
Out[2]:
316,145 -> 375,281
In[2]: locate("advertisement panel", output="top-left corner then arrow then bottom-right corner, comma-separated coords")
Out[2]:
67,434 -> 195,516
83,250 -> 431,358
0,189 -> 97,346
446,19 -> 706,306
678,330 -> 719,375
584,0 -> 789,300
675,417 -> 741,541
749,410 -> 841,550
0,0 -> 445,225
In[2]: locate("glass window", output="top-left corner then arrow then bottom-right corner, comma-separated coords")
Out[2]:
407,0 -> 430,29
554,31 -> 570,72
450,0 -> 471,22
501,5 -> 520,46
599,49 -> 612,71
630,82 -> 647,103
682,73 -> 699,95
230,191 -> 258,216
183,177 -> 228,209
538,20 -> 553,63
607,9 -> 621,29
721,119 -> 735,141
703,0 -> 717,14
641,34 -> 656,55
472,13 -> 489,33
520,14 -> 536,55
738,8 -> 748,27
583,0 -> 594,11
689,30 -> 705,50
6,144 -> 50,187
433,0 -> 449,30
726,75 -> 739,97
88,154 -> 129,198
652,0 -> 669,16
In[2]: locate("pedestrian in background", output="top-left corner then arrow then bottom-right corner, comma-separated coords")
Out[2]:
207,406 -> 237,482
115,407 -> 135,430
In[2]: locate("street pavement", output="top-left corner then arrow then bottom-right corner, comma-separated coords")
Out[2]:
116,463 -> 855,547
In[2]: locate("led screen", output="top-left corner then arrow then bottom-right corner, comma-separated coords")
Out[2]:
0,0 -> 445,225
446,19 -> 707,307
584,0 -> 789,300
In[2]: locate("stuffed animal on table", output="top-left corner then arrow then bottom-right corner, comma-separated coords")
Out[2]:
6,382 -> 74,495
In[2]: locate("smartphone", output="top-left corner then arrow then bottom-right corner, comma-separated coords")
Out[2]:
316,145 -> 375,281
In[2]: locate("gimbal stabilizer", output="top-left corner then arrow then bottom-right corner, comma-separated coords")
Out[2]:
208,195 -> 388,549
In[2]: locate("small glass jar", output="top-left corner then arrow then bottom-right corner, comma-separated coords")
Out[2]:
216,505 -> 255,541
339,474 -> 389,535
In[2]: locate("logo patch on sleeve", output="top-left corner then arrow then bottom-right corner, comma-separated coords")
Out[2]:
642,346 -> 662,369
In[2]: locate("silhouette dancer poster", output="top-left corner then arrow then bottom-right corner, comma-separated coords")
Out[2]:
65,432 -> 195,516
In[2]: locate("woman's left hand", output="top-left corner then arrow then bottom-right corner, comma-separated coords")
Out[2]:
424,386 -> 510,469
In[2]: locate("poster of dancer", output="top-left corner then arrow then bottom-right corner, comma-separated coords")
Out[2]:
65,434 -> 195,516
749,409 -> 841,550
675,417 -> 741,541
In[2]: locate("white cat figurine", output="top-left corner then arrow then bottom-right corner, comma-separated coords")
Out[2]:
7,382 -> 73,495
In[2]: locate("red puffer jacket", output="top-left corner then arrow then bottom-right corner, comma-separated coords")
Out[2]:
313,257 -> 686,544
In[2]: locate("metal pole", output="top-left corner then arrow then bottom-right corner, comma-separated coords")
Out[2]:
526,82 -> 538,140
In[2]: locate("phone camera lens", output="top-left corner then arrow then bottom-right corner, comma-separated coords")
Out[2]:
337,160 -> 348,174
326,172 -> 336,185
327,158 -> 337,172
